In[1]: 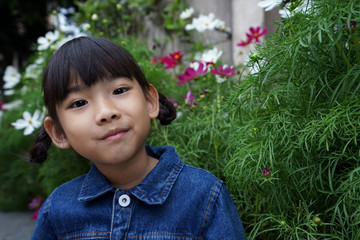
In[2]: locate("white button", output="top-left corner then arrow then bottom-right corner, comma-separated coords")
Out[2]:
118,194 -> 131,207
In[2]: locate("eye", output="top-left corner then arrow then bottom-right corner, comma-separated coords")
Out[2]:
70,100 -> 88,108
113,87 -> 129,95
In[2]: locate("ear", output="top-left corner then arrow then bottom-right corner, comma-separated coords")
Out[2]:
146,85 -> 160,119
44,116 -> 71,149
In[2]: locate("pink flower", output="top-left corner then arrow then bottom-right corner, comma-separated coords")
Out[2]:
211,65 -> 236,77
236,34 -> 253,47
249,26 -> 267,43
28,197 -> 43,210
211,65 -> 236,83
184,90 -> 196,107
161,56 -> 178,69
237,26 -> 267,47
160,50 -> 183,69
167,97 -> 179,107
29,197 -> 43,221
170,51 -> 183,62
177,61 -> 208,85
151,56 -> 161,64
0,102 -> 6,112
31,206 -> 42,220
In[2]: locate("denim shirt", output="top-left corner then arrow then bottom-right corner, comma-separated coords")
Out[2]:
31,146 -> 246,239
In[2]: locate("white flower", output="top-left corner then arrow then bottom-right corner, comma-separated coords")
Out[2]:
54,33 -> 87,50
11,110 -> 44,135
185,13 -> 225,32
37,30 -> 60,51
35,57 -> 45,65
215,75 -> 226,83
279,0 -> 312,18
197,47 -> 223,63
257,0 -> 282,11
3,66 -> 21,89
180,7 -> 194,19
189,61 -> 207,71
25,64 -> 42,79
0,100 -> 23,127
3,100 -> 23,110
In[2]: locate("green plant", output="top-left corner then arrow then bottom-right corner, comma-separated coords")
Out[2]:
224,0 -> 360,238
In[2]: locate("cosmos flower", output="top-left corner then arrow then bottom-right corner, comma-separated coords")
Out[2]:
197,47 -> 223,64
37,30 -> 60,51
184,90 -> 196,107
185,13 -> 225,32
279,0 -> 312,18
211,65 -> 236,83
161,50 -> 183,69
236,34 -> 253,46
237,26 -> 267,47
177,61 -> 208,85
11,109 -> 44,135
180,7 -> 195,19
257,0 -> 282,11
3,66 -> 21,89
249,26 -> 267,43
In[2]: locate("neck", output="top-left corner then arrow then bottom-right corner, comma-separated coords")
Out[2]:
95,150 -> 158,189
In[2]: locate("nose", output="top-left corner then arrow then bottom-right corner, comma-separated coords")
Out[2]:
95,97 -> 120,124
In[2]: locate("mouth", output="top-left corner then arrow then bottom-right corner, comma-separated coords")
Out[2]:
102,128 -> 129,141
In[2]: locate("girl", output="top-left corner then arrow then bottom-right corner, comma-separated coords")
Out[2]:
30,36 -> 246,239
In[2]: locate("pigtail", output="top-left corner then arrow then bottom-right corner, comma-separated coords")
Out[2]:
28,126 -> 52,163
157,93 -> 177,125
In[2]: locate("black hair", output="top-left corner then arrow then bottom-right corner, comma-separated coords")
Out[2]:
29,36 -> 176,163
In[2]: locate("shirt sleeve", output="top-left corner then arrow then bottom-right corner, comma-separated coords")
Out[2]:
201,181 -> 247,239
31,195 -> 57,240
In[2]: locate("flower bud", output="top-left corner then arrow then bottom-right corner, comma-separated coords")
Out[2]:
262,168 -> 271,178
313,216 -> 322,226
91,13 -> 98,21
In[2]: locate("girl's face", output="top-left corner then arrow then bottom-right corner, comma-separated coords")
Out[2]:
44,77 -> 159,168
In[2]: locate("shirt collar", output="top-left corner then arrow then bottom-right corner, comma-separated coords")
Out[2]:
78,146 -> 184,205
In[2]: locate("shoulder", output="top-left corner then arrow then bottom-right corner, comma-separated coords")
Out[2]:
51,174 -> 86,198
180,164 -> 222,187
174,164 -> 225,203
42,174 -> 86,211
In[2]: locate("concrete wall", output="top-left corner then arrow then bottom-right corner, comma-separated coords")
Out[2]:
187,0 -> 279,66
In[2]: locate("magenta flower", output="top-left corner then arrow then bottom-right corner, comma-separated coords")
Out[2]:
211,65 -> 236,83
160,50 -> 183,69
237,26 -> 267,47
237,34 -> 253,47
28,197 -> 43,209
262,168 -> 271,178
170,50 -> 183,62
177,61 -> 208,85
31,206 -> 41,220
184,90 -> 196,107
151,56 -> 161,64
161,56 -> 178,69
167,97 -> 179,107
29,197 -> 43,220
249,26 -> 267,43
211,65 -> 236,77
0,102 -> 6,112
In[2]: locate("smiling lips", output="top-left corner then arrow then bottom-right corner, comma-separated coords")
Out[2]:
102,129 -> 129,141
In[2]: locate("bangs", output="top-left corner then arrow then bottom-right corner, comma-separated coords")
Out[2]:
43,37 -> 147,107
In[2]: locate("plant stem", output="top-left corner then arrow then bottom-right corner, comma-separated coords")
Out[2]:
336,42 -> 352,69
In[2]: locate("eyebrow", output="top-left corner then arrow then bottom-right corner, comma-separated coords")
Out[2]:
66,84 -> 87,95
66,77 -> 133,94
